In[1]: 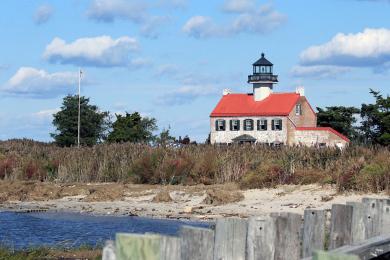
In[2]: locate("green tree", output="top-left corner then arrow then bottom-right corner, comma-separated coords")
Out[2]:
316,106 -> 360,140
155,127 -> 176,147
107,112 -> 157,143
51,95 -> 109,147
360,89 -> 390,145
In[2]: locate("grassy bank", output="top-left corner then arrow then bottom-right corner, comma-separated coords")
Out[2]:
0,139 -> 389,193
0,246 -> 101,260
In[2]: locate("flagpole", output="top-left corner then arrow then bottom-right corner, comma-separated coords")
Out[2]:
77,68 -> 81,148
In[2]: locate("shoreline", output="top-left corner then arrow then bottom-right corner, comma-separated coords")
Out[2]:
1,182 -> 388,221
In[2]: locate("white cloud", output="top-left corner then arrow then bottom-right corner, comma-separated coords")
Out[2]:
300,28 -> 390,68
86,0 -> 178,38
223,0 -> 256,13
43,36 -> 141,67
2,67 -> 79,98
86,0 -> 147,23
32,109 -> 60,121
33,5 -> 53,25
156,86 -> 218,105
182,4 -> 286,38
155,64 -> 179,77
291,65 -> 351,78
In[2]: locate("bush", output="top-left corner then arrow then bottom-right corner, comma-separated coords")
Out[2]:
0,139 -> 388,193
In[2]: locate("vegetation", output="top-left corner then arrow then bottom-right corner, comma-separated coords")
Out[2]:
0,139 -> 388,193
52,95 -> 110,147
317,89 -> 389,145
316,106 -> 360,140
107,112 -> 157,143
0,246 -> 101,260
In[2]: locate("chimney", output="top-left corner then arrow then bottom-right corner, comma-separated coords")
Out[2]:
223,89 -> 232,96
254,86 -> 272,101
296,86 -> 305,96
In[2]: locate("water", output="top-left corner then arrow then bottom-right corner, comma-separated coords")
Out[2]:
0,211 -> 212,250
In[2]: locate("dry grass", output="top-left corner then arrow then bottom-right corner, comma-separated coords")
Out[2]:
203,189 -> 244,205
0,139 -> 389,194
152,190 -> 173,203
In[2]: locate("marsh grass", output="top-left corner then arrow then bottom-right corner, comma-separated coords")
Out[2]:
0,139 -> 389,193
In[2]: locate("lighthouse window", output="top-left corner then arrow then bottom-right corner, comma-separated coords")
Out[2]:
244,119 -> 254,131
257,119 -> 268,131
216,119 -> 226,131
295,104 -> 302,115
230,120 -> 240,131
272,119 -> 283,131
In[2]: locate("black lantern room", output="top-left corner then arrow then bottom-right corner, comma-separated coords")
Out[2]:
248,53 -> 278,84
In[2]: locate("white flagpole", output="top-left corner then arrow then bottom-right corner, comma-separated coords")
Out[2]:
77,68 -> 81,148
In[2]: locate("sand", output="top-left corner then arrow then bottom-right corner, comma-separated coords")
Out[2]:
0,181 -> 388,220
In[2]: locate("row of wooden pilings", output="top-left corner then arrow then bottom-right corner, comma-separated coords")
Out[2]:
102,198 -> 390,260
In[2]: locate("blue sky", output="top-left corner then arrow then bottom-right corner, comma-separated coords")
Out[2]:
0,0 -> 389,142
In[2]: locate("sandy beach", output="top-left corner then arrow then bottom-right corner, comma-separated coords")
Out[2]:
0,181 -> 388,220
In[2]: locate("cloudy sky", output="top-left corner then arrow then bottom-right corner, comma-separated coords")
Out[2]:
0,0 -> 390,142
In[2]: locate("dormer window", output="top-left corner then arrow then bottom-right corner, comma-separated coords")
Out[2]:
272,119 -> 283,131
244,119 -> 254,131
215,119 -> 226,131
295,104 -> 302,116
230,119 -> 240,131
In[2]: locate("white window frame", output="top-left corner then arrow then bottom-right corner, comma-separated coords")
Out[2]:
295,104 -> 302,116
231,120 -> 240,131
273,119 -> 282,131
216,119 -> 225,131
244,119 -> 254,131
258,119 -> 267,131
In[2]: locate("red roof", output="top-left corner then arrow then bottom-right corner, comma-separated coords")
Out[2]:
296,127 -> 350,142
210,93 -> 300,117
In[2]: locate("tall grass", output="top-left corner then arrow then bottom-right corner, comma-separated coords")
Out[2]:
0,139 -> 389,193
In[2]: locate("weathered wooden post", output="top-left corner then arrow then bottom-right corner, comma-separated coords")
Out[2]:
272,212 -> 302,260
346,202 -> 366,243
329,204 -> 353,250
246,215 -> 276,260
247,213 -> 301,260
303,209 -> 326,257
382,199 -> 390,235
213,217 -> 247,260
116,233 -> 161,260
160,235 -> 181,260
312,250 -> 359,260
102,240 -> 116,260
180,226 -> 214,260
362,198 -> 383,239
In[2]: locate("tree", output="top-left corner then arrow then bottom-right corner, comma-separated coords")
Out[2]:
51,95 -> 109,147
155,127 -> 176,147
360,89 -> 390,145
107,112 -> 157,143
316,106 -> 360,140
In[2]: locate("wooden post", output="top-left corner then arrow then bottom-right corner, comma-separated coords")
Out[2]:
161,235 -> 181,260
213,217 -> 247,260
312,250 -> 359,260
303,209 -> 326,257
246,215 -> 276,260
116,233 -> 161,260
346,202 -> 366,243
272,212 -> 302,260
382,199 -> 390,235
329,204 -> 353,250
362,198 -> 383,238
180,226 -> 214,260
102,240 -> 116,260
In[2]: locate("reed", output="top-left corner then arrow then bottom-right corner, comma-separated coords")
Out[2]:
0,139 -> 389,193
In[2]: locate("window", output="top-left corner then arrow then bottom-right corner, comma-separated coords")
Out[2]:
244,119 -> 254,131
272,119 -> 283,131
257,119 -> 267,131
295,104 -> 302,116
215,119 -> 226,131
230,120 -> 240,131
